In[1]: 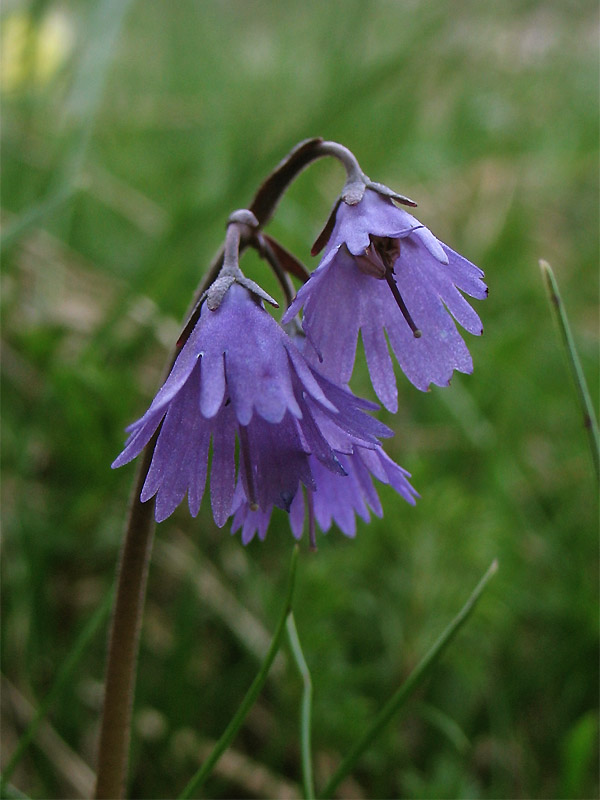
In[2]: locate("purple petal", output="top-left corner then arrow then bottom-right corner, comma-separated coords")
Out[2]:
311,459 -> 358,537
213,286 -> 300,424
111,413 -> 163,468
285,345 -> 337,412
438,285 -> 483,335
308,373 -> 393,444
230,501 -> 277,545
351,449 -> 383,517
187,422 -> 212,517
361,318 -> 398,414
200,352 -> 226,418
329,189 -> 420,256
413,226 -> 449,263
283,252 -> 360,385
294,392 -> 347,475
378,449 -> 419,505
441,244 -> 487,299
139,364 -> 207,522
133,327 -> 202,427
210,412 -> 237,527
241,413 -> 313,511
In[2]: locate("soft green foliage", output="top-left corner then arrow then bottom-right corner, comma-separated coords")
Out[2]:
1,1 -> 598,798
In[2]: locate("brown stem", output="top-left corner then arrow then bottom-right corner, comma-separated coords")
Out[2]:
255,235 -> 297,307
94,136 -> 335,798
95,440 -> 157,799
249,137 -> 324,226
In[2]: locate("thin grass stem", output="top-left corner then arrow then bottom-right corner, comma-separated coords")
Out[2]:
0,780 -> 31,799
286,612 -> 315,800
318,559 -> 499,799
539,260 -> 600,481
0,187 -> 75,254
177,545 -> 299,799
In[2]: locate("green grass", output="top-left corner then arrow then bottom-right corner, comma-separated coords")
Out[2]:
1,1 -> 598,798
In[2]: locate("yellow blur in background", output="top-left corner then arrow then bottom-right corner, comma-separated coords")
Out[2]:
2,10 -> 73,92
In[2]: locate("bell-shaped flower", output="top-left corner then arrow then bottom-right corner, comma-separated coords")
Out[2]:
282,188 -> 487,412
112,283 -> 393,528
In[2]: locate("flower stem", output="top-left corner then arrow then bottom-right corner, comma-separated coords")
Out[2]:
316,140 -> 365,186
249,137 -> 325,226
318,559 -> 499,799
94,441 -> 158,799
255,234 -> 298,306
177,545 -> 299,799
539,260 -> 600,481
286,612 -> 315,800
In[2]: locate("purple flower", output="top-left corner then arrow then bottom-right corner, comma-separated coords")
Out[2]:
112,283 -> 393,528
282,188 -> 487,412
230,444 -> 418,546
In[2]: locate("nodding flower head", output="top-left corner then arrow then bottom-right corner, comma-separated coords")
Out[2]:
283,187 -> 487,412
112,283 -> 396,531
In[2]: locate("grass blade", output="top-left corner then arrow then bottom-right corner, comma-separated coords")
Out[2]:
318,559 -> 499,799
539,260 -> 600,481
177,545 -> 300,799
286,612 -> 315,800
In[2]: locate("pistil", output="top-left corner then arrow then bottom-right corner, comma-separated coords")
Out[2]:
372,237 -> 422,339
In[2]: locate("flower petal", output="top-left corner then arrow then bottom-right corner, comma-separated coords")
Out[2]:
210,412 -> 237,527
441,244 -> 487,299
200,352 -> 226,418
361,320 -> 398,414
331,189 -> 420,256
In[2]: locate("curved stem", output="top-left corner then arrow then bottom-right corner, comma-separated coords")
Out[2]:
315,140 -> 365,185
222,221 -> 243,274
249,137 -> 325,227
255,235 -> 297,307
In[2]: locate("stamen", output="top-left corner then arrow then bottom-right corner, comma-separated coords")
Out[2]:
238,425 -> 258,511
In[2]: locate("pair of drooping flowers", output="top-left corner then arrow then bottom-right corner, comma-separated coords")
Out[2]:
113,141 -> 487,548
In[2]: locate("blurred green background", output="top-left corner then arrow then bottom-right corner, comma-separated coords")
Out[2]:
1,1 -> 598,798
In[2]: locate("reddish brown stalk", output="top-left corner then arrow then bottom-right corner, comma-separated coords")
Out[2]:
95,439 -> 157,799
